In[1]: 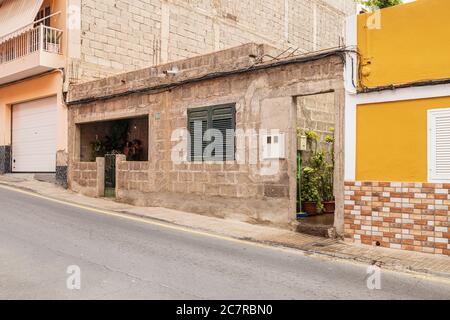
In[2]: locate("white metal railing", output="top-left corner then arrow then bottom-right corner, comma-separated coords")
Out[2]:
0,24 -> 62,65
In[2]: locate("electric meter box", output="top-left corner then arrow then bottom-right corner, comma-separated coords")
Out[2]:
298,135 -> 307,151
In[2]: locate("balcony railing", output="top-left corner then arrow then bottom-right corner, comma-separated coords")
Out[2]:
0,24 -> 62,65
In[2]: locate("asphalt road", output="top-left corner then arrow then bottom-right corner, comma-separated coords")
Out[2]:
0,186 -> 449,300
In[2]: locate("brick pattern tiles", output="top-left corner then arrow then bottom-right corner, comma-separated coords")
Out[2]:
344,181 -> 450,256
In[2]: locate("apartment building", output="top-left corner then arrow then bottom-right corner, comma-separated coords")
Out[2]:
0,0 -> 355,187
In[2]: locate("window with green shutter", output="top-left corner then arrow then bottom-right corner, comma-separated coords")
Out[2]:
188,104 -> 236,162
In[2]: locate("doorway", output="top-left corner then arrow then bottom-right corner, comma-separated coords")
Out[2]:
295,92 -> 336,237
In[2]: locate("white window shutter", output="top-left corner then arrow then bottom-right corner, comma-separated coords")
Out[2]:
429,108 -> 450,182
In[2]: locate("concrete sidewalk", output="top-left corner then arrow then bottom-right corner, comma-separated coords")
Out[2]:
0,174 -> 449,281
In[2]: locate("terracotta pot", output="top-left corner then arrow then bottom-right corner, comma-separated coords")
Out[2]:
323,201 -> 335,214
302,202 -> 321,215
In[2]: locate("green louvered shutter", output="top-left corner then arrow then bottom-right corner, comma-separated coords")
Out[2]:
211,104 -> 235,161
188,104 -> 235,162
188,109 -> 208,161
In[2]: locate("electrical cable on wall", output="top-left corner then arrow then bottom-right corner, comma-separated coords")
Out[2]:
67,47 -> 360,106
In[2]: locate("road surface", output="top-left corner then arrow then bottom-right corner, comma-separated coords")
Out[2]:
0,185 -> 449,300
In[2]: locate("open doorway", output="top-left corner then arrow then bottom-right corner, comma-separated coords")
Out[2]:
295,92 -> 336,237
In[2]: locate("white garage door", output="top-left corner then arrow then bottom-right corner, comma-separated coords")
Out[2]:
12,96 -> 57,172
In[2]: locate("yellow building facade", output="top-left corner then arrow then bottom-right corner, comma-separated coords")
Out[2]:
356,96 -> 450,183
344,0 -> 450,256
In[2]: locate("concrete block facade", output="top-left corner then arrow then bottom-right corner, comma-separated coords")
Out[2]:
67,44 -> 346,229
345,181 -> 450,256
69,0 -> 355,83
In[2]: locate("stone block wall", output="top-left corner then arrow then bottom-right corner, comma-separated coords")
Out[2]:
117,161 -> 150,191
70,0 -> 355,83
345,181 -> 450,256
70,161 -> 99,197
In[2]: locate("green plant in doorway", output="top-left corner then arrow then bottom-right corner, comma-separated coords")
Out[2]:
299,128 -> 335,214
301,166 -> 323,213
304,129 -> 319,152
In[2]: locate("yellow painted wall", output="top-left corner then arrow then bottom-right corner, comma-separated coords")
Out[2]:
0,72 -> 66,151
356,96 -> 450,182
358,0 -> 450,89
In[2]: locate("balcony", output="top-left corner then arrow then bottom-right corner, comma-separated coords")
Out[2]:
0,24 -> 64,85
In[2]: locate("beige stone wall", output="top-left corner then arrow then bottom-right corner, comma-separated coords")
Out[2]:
67,44 -> 345,229
69,0 -> 355,83
117,161 -> 150,194
70,161 -> 99,196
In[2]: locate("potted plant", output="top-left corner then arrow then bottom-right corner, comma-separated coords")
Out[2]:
299,128 -> 335,215
301,166 -> 323,215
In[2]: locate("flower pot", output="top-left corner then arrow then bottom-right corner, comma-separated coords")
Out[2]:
323,201 -> 335,214
302,202 -> 321,215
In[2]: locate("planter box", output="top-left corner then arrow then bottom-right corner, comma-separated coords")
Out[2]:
323,201 -> 335,214
302,202 -> 321,215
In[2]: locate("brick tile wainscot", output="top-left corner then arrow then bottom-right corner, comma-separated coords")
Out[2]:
345,181 -> 450,256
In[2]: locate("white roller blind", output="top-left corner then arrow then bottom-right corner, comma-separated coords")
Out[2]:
428,108 -> 450,182
0,0 -> 44,43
